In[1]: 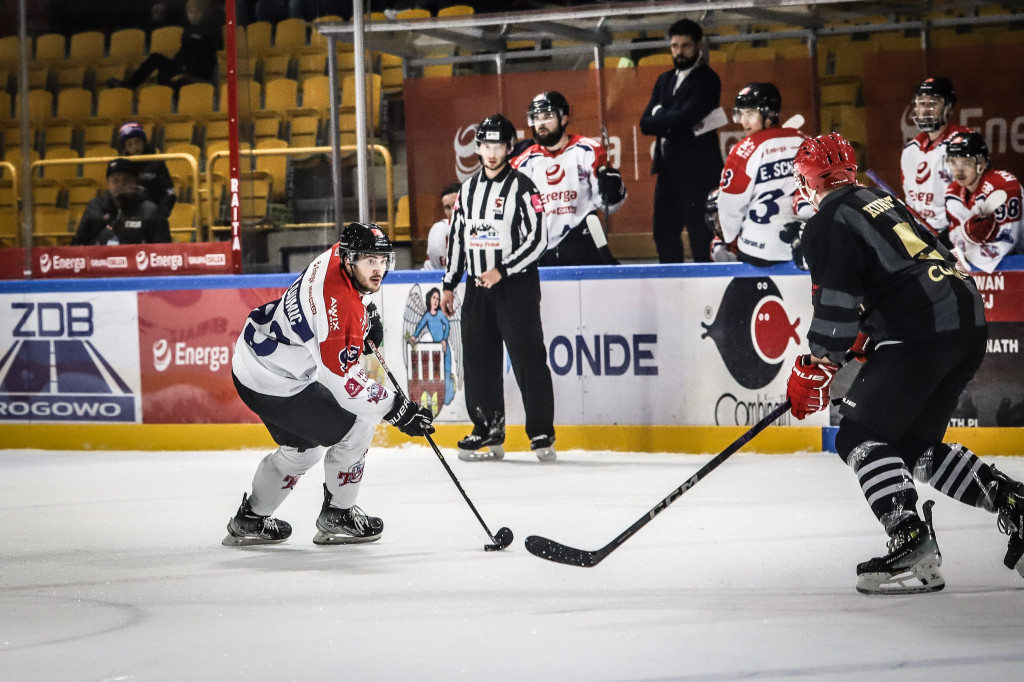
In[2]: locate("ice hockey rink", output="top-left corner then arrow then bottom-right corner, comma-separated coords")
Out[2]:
2,446 -> 1023,681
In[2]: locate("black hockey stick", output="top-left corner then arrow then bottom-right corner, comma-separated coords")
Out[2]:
525,400 -> 791,567
367,341 -> 513,551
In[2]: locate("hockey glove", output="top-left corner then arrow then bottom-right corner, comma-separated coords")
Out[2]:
598,244 -> 619,265
385,395 -> 435,437
963,214 -> 998,244
786,355 -> 838,420
778,219 -> 809,270
596,166 -> 625,204
362,303 -> 383,355
849,332 -> 872,364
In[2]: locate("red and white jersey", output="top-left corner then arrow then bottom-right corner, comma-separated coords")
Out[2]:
717,126 -> 806,263
512,134 -> 624,250
232,243 -> 395,421
900,124 -> 972,233
945,168 -> 1023,274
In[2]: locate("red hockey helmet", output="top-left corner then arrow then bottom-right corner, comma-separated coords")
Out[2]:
793,133 -> 857,203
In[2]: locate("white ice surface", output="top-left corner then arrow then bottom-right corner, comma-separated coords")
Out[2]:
1,446 -> 1023,681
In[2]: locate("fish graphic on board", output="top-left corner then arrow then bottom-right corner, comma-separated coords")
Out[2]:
701,278 -> 800,389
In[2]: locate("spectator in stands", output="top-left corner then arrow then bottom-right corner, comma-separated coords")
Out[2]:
639,18 -> 724,263
144,0 -> 183,31
117,122 -> 177,217
72,159 -> 171,246
423,182 -> 460,270
111,0 -> 223,92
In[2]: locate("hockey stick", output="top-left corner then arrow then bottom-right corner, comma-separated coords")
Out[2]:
367,341 -> 514,552
781,114 -> 805,130
865,168 -> 941,237
525,400 -> 791,567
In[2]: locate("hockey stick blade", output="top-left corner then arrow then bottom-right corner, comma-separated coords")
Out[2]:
781,114 -> 804,130
525,400 -> 791,568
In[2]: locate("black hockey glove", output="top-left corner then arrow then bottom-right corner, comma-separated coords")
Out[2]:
385,395 -> 435,437
596,166 -> 625,205
778,219 -> 808,271
598,244 -> 619,265
362,303 -> 383,355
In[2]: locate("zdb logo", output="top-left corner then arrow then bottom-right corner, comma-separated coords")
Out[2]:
152,338 -> 172,372
135,251 -> 149,270
40,254 -> 52,273
701,278 -> 800,389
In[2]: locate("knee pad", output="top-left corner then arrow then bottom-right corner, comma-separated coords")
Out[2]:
835,419 -> 885,466
273,444 -> 326,476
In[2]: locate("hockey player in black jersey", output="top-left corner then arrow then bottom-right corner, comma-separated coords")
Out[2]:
442,114 -> 556,462
786,132 -> 1024,594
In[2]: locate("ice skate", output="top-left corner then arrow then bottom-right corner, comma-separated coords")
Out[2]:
531,434 -> 556,462
313,484 -> 383,545
222,493 -> 292,546
457,428 -> 505,462
856,500 -> 945,595
991,466 -> 1024,578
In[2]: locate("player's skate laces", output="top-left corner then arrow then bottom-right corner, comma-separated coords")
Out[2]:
313,484 -> 383,545
458,429 -> 505,461
856,500 -> 944,595
530,434 -> 556,462
222,493 -> 292,546
991,466 -> 1024,577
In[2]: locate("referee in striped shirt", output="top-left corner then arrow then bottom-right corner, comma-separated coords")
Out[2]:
441,114 -> 557,460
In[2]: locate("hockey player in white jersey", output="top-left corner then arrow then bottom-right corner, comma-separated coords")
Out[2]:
223,223 -> 434,547
900,77 -> 972,239
713,82 -> 805,265
512,91 -> 626,265
944,131 -> 1023,273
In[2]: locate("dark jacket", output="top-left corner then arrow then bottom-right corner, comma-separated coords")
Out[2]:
71,189 -> 172,246
174,18 -> 222,82
128,144 -> 177,216
639,61 -> 723,182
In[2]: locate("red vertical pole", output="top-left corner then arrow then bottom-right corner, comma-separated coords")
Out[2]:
224,0 -> 242,273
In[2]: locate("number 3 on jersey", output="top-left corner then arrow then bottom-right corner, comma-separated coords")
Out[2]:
748,189 -> 786,224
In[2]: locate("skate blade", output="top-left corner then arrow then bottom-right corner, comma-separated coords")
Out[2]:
534,447 -> 556,462
221,533 -> 288,547
458,445 -> 504,462
856,563 -> 945,595
312,530 -> 381,545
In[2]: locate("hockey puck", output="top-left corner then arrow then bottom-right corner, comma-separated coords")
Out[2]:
484,526 -> 514,551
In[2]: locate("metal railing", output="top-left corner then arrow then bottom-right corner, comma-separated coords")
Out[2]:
206,144 -> 395,241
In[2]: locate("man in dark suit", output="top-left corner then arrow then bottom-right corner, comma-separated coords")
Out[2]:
640,19 -> 724,263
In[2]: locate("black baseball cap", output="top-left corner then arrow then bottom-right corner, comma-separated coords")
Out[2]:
106,158 -> 139,178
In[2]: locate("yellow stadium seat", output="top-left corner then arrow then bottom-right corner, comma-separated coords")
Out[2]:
437,5 -> 474,17
589,56 -> 635,69
34,33 -> 66,65
0,36 -> 22,70
239,171 -> 272,223
136,84 -> 174,127
81,147 -> 117,185
245,21 -> 273,57
82,88 -> 134,149
255,78 -> 298,142
0,207 -> 19,247
169,202 -> 197,242
637,54 -> 674,68
820,82 -> 859,106
733,46 -> 777,61
149,26 -> 183,56
33,206 -> 72,245
255,138 -> 288,202
273,18 -> 308,56
394,194 -> 410,241
395,9 -> 431,20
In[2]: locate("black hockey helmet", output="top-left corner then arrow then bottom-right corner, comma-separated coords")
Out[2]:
733,82 -> 781,125
527,91 -> 570,125
944,131 -> 990,175
475,114 -> 516,147
339,222 -> 395,271
704,187 -> 721,236
912,77 -> 956,132
945,130 -> 988,160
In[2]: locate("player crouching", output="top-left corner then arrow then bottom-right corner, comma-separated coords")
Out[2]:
788,132 -> 1024,594
223,223 -> 434,547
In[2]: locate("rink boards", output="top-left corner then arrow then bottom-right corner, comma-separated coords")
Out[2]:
1,258 -> 1022,454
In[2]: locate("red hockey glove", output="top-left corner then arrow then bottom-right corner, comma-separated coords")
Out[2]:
849,332 -> 872,364
786,355 -> 838,420
963,213 -> 998,244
